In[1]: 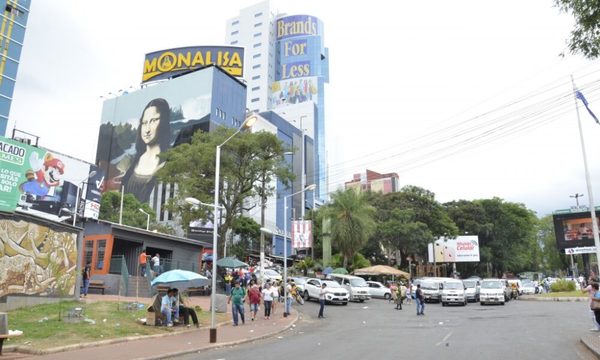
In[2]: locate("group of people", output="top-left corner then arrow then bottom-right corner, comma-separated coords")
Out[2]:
160,287 -> 200,328
227,278 -> 309,326
139,250 -> 162,277
390,281 -> 425,315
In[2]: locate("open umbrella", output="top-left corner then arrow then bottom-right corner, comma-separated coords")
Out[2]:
333,267 -> 348,274
150,269 -> 209,290
323,266 -> 334,275
216,256 -> 248,268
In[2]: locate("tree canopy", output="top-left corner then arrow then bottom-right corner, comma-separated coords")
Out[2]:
556,0 -> 600,58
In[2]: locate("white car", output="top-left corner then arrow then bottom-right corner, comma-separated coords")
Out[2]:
289,276 -> 308,293
255,269 -> 282,282
366,281 -> 392,300
441,279 -> 467,306
520,280 -> 536,295
303,278 -> 349,305
480,279 -> 506,305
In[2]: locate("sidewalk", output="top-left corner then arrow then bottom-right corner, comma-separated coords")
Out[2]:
3,294 -> 298,360
581,333 -> 600,359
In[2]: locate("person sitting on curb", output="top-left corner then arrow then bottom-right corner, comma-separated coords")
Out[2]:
172,288 -> 199,328
161,288 -> 179,327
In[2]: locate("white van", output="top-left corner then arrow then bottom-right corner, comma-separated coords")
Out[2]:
330,274 -> 371,302
440,279 -> 467,306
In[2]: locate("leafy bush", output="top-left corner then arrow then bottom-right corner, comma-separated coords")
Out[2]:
550,279 -> 576,292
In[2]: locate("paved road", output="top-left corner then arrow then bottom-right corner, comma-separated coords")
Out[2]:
175,298 -> 597,360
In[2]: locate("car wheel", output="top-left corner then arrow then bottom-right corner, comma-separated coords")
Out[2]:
384,293 -> 391,300
463,300 -> 467,306
359,299 -> 365,303
342,301 -> 348,306
501,301 -> 505,306
480,301 -> 485,306
441,302 -> 446,307
303,291 -> 310,301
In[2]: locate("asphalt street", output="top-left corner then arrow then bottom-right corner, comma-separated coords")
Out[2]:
174,298 -> 597,360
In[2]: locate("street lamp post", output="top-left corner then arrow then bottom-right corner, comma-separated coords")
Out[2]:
139,208 -> 150,231
283,183 -> 316,317
208,114 -> 256,343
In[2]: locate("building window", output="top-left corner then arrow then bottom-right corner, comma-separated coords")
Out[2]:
252,64 -> 261,69
253,53 -> 261,59
252,75 -> 261,80
251,98 -> 260,103
231,40 -> 238,45
253,43 -> 262,48
231,30 -> 239,35
252,86 -> 260,91
254,32 -> 262,37
5,5 -> 23,16
254,22 -> 262,27
232,20 -> 239,25
255,12 -> 263,17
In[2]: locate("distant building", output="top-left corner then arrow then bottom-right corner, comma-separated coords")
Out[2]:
0,0 -> 31,135
345,169 -> 400,194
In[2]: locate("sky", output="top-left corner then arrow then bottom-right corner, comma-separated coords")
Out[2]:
7,0 -> 600,217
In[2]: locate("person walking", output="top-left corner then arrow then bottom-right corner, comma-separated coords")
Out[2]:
318,283 -> 327,319
139,250 -> 148,277
406,283 -> 413,305
584,280 -> 600,331
247,280 -> 261,321
262,283 -> 274,320
228,281 -> 246,326
151,253 -> 161,276
591,283 -> 600,331
81,262 -> 91,297
224,271 -> 233,296
415,284 -> 425,315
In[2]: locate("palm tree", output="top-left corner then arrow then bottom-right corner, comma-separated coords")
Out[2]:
322,189 -> 376,269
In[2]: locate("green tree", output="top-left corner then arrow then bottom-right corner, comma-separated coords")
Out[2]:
99,191 -> 155,230
230,216 -> 261,260
158,127 -> 292,255
322,189 -> 376,268
537,215 -> 568,273
556,0 -> 600,58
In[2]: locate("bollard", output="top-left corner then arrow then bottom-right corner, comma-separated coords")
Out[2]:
0,313 -> 7,335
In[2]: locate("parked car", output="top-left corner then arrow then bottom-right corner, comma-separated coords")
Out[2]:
289,276 -> 308,293
303,278 -> 349,305
254,269 -> 282,282
520,279 -> 536,295
366,281 -> 392,299
480,279 -> 506,305
441,279 -> 467,306
329,274 -> 371,302
462,279 -> 480,302
421,278 -> 444,303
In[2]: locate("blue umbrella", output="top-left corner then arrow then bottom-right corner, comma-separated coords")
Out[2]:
323,266 -> 334,275
150,269 -> 209,290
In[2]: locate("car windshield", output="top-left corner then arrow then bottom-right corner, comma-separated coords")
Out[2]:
350,278 -> 368,287
292,278 -> 306,285
463,280 -> 476,288
422,281 -> 439,290
323,280 -> 342,288
481,281 -> 503,289
444,282 -> 463,290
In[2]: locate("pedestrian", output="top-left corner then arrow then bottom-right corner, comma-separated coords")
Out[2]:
151,253 -> 161,276
271,280 -> 280,315
139,249 -> 148,277
591,283 -> 600,331
318,282 -> 327,318
224,271 -> 233,296
584,281 -> 600,331
406,282 -> 413,305
81,262 -> 91,297
227,281 -> 246,326
262,282 -> 274,320
247,280 -> 261,321
415,283 -> 425,315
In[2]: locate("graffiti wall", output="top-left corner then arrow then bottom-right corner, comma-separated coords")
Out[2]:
0,219 -> 78,297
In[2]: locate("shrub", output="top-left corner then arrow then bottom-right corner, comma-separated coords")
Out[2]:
550,279 -> 576,292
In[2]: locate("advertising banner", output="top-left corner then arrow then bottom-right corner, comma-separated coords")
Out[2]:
142,46 -> 244,83
553,209 -> 600,250
276,15 -> 320,40
97,68 -> 214,204
431,235 -> 480,263
291,220 -> 313,249
0,136 -> 98,221
270,76 -> 318,107
565,246 -> 597,255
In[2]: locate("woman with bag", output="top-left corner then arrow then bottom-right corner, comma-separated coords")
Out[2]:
591,283 -> 600,331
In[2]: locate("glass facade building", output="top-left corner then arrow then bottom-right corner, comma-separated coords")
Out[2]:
0,0 -> 31,136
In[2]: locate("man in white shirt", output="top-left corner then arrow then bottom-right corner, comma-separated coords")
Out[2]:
318,283 -> 327,319
161,288 -> 179,327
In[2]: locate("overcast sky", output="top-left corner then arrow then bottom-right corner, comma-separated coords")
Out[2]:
8,0 -> 600,217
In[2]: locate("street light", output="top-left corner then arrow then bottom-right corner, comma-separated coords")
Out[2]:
208,114 -> 256,343
139,208 -> 150,231
283,183 -> 316,317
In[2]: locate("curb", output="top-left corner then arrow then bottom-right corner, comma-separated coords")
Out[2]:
137,311 -> 300,360
581,335 -> 600,359
4,320 -> 232,355
518,296 -> 587,302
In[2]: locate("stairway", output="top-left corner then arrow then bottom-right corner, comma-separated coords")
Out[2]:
126,276 -> 152,298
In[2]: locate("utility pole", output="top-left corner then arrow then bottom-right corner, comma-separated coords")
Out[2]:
570,193 -> 584,208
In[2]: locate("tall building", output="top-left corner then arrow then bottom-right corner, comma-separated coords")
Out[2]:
0,0 -> 31,136
345,169 -> 400,195
226,1 -> 329,202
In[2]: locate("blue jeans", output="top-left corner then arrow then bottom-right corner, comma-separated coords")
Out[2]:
232,303 -> 245,325
285,297 -> 292,314
264,300 -> 272,317
161,307 -> 179,325
225,283 -> 232,296
82,279 -> 89,296
318,299 -> 325,318
416,298 -> 425,315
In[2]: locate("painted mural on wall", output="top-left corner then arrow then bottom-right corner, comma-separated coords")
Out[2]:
0,219 -> 78,297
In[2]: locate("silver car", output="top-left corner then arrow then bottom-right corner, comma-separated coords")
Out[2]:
463,279 -> 480,302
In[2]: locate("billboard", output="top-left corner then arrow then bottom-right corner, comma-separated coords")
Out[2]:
291,220 -> 313,249
270,76 -> 319,107
553,209 -> 600,250
96,67 -> 214,204
142,46 -> 244,83
429,236 -> 480,263
276,15 -> 320,40
0,136 -> 102,221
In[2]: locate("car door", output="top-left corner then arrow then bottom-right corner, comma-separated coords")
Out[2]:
368,282 -> 381,297
307,279 -> 320,299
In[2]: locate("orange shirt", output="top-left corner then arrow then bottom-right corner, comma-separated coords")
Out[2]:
139,253 -> 147,265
